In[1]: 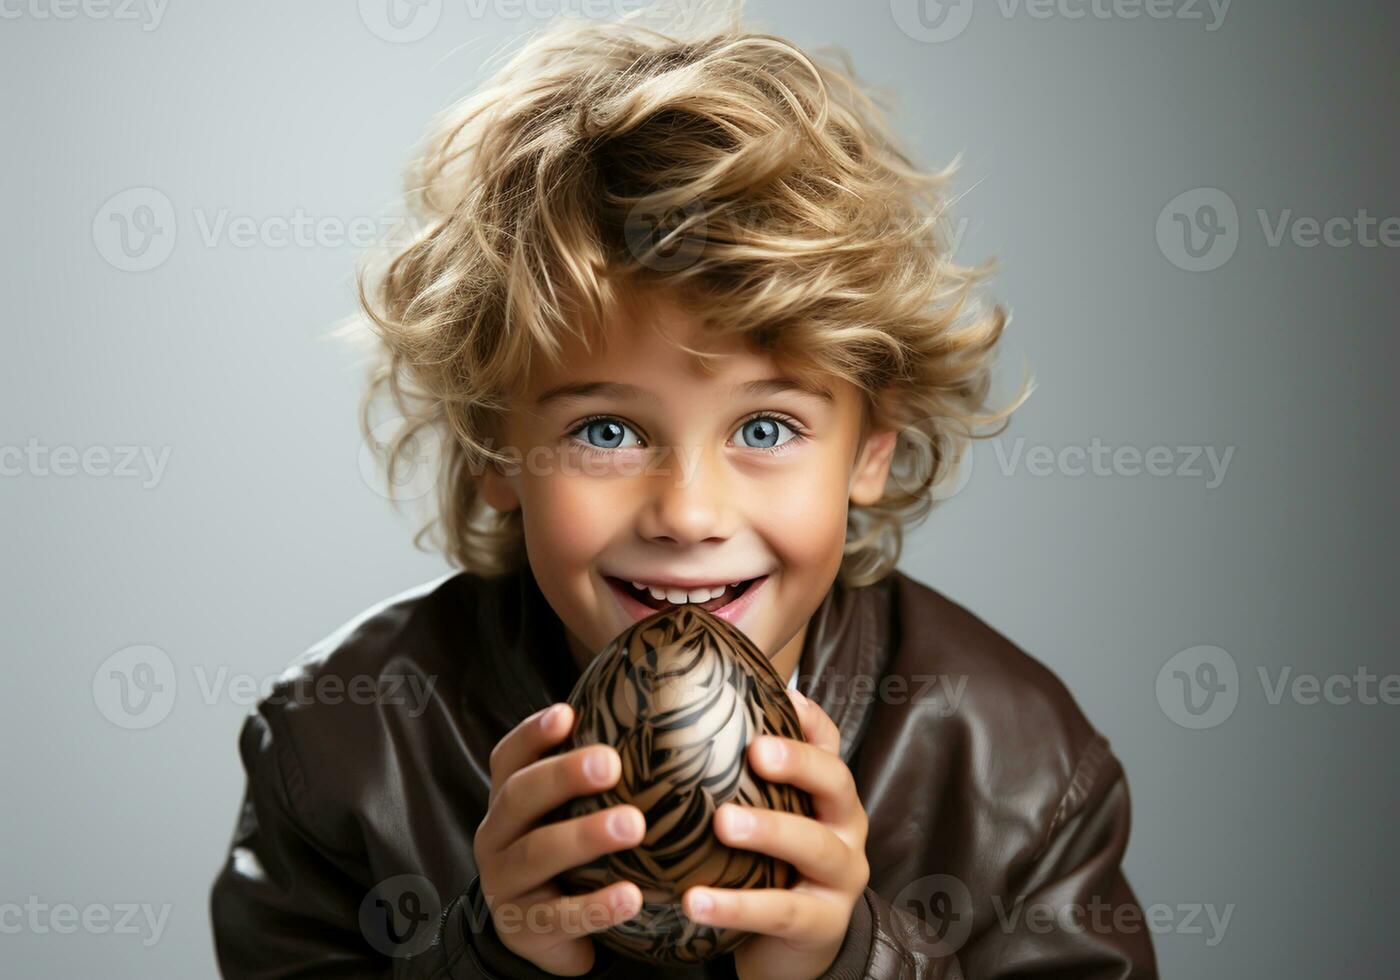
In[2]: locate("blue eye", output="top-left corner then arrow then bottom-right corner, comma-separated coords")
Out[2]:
574,418 -> 643,449
569,414 -> 803,453
734,415 -> 796,450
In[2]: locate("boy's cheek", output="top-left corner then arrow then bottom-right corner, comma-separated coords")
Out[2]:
765,466 -> 855,555
520,480 -> 622,567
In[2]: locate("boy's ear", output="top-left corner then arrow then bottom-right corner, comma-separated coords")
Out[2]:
477,456 -> 522,513
849,426 -> 899,507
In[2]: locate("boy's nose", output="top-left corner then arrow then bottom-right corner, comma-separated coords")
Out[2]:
635,446 -> 734,546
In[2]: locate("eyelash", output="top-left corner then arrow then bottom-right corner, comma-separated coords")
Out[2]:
567,412 -> 808,457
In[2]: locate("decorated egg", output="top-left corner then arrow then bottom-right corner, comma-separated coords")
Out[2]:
553,604 -> 813,965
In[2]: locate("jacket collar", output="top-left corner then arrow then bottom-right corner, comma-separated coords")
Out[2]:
795,571 -> 894,763
492,565 -> 892,765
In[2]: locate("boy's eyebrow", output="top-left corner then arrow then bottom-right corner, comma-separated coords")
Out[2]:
534,381 -> 658,407
534,377 -> 834,407
742,377 -> 835,402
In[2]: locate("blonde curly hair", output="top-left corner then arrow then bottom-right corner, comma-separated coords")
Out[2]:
351,6 -> 1028,588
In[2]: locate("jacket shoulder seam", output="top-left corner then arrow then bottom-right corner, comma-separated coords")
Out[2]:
1036,732 -> 1113,862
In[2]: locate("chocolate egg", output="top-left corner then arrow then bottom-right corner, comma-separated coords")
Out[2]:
553,605 -> 813,965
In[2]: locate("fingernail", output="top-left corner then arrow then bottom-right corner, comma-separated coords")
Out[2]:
607,808 -> 640,840
689,890 -> 713,917
721,806 -> 754,839
757,738 -> 787,767
612,888 -> 639,916
539,704 -> 563,731
584,750 -> 615,785
790,689 -> 808,707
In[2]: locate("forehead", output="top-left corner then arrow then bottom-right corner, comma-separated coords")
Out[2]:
530,289 -> 802,393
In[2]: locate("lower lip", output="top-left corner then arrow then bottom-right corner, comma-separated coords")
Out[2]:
605,575 -> 769,627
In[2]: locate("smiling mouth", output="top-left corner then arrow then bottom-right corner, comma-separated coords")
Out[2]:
605,576 -> 764,614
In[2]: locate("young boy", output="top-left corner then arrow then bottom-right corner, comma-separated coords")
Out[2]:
210,12 -> 1157,979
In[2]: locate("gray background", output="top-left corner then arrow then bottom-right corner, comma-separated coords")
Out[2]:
3,1 -> 1396,976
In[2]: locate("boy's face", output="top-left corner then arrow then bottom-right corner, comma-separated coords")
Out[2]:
480,289 -> 897,682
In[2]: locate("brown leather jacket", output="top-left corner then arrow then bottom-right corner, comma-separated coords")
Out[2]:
210,566 -> 1157,978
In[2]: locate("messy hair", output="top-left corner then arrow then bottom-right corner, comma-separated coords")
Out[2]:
352,5 -> 1028,588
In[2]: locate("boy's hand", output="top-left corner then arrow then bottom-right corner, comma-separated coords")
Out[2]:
473,703 -> 647,977
682,689 -> 870,980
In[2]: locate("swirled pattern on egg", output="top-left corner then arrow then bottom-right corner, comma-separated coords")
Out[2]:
556,605 -> 814,965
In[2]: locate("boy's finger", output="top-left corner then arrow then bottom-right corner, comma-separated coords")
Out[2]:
785,688 -> 841,756
478,743 -> 621,853
543,881 -> 644,939
681,885 -> 847,942
748,735 -> 865,829
713,804 -> 864,892
500,804 -> 645,894
488,703 -> 573,797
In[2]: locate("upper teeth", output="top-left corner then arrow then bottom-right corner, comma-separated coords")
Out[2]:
631,581 -> 740,604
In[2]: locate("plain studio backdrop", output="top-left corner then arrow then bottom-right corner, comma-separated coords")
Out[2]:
2,1 -> 1396,976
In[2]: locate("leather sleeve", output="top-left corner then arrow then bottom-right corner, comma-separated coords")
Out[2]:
209,710 -> 622,979
816,737 -> 1156,980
